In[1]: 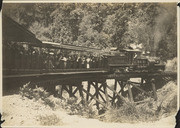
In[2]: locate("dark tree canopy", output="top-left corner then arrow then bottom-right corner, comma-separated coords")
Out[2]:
2,3 -> 177,61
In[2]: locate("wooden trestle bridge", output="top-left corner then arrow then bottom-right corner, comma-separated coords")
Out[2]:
3,70 -> 177,109
2,14 -> 177,110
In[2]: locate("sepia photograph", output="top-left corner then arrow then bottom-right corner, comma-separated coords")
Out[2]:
0,1 -> 178,127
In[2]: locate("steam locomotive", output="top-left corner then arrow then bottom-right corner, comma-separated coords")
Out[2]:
107,47 -> 165,73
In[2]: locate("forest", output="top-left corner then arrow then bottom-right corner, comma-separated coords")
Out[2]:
2,3 -> 177,61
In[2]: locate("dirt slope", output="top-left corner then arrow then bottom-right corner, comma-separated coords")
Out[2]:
2,94 -> 176,128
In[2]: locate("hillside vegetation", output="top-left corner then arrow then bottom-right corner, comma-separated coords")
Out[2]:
2,3 -> 177,60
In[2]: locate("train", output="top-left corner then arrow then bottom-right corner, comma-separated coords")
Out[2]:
2,14 -> 165,77
3,40 -> 165,76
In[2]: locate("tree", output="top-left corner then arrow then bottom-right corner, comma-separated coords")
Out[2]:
3,3 -> 177,60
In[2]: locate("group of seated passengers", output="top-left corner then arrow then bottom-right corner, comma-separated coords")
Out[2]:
45,54 -> 108,69
4,44 -> 108,70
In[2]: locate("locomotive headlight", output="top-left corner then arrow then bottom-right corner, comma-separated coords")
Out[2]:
155,60 -> 160,64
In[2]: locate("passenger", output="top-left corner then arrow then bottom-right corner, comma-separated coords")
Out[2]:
134,53 -> 137,59
69,56 -> 73,69
95,57 -> 98,68
84,56 -> 87,68
72,55 -> 77,69
86,57 -> 91,69
91,57 -> 96,68
101,56 -> 104,68
57,55 -> 63,69
89,56 -> 93,68
67,56 -> 70,69
98,57 -> 102,68
75,55 -> 78,68
78,56 -> 82,68
62,56 -> 67,69
54,55 -> 59,69
104,56 -> 108,67
42,52 -> 47,69
48,55 -> 55,69
31,50 -> 36,69
101,56 -> 105,68
35,51 -> 40,69
81,56 -> 86,68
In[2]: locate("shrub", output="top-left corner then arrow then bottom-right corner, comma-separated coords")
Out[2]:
19,83 -> 96,118
19,82 -> 34,99
103,101 -> 158,123
19,83 -> 55,108
62,98 -> 96,118
37,114 -> 63,126
102,81 -> 177,123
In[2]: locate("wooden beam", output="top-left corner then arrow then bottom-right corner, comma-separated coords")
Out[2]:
69,85 -> 73,97
103,82 -> 110,107
91,81 -> 96,86
127,83 -> 134,103
63,85 -> 70,93
113,81 -> 126,104
72,87 -> 79,95
106,84 -> 130,105
89,92 -> 97,102
95,81 -> 99,109
86,81 -> 91,101
112,80 -> 117,104
82,88 -> 107,109
129,81 -> 141,85
130,83 -> 151,96
63,85 -> 76,98
88,81 -> 100,102
112,89 -> 123,102
78,85 -> 84,103
117,80 -> 121,87
56,85 -> 63,99
91,82 -> 103,91
151,79 -> 157,101
98,91 -> 106,103
99,88 -> 113,99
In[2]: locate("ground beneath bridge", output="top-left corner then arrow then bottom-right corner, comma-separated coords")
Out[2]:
1,80 -> 177,128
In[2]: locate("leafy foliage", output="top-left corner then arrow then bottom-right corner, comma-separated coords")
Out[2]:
3,3 -> 177,60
